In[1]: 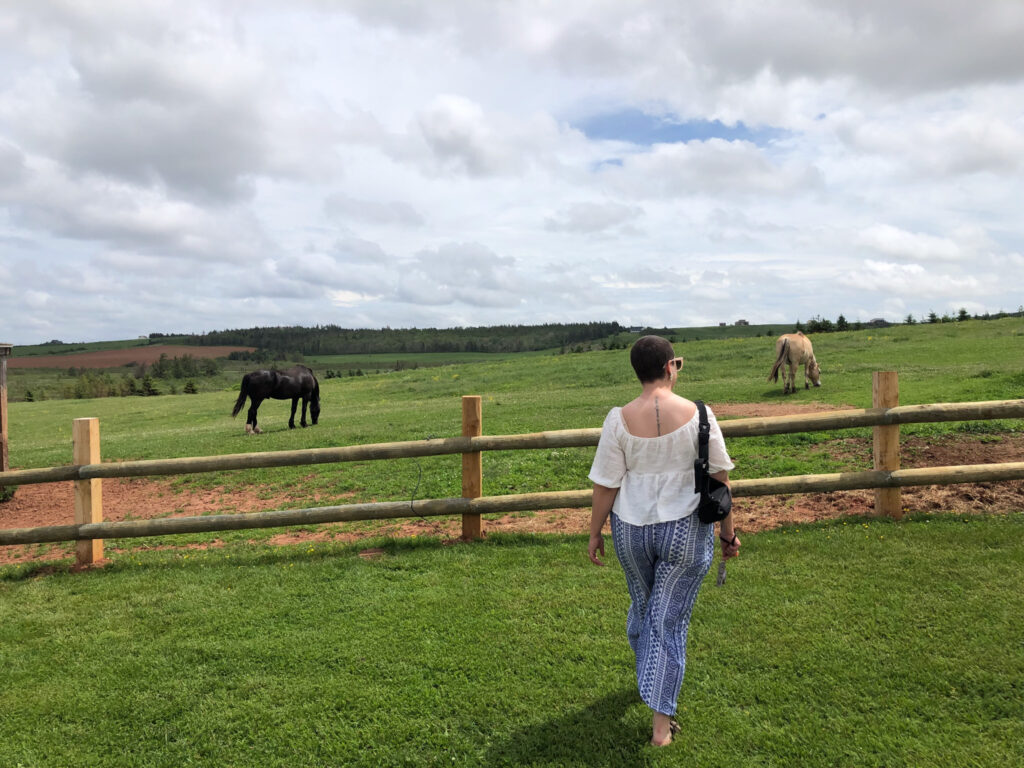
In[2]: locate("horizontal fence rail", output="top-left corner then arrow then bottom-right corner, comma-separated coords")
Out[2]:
3,399 -> 1023,488
4,461 -> 1024,547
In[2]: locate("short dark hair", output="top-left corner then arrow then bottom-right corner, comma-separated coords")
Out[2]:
630,335 -> 674,383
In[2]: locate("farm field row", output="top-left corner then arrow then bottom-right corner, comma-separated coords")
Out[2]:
6,344 -> 255,369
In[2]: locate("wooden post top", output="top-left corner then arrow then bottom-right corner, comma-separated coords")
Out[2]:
0,344 -> 11,357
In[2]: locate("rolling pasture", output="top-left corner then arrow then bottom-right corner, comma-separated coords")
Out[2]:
1,319 -> 1023,766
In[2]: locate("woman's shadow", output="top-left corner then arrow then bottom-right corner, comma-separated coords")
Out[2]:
482,688 -> 646,767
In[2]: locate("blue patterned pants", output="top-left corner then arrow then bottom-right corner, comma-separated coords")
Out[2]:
610,512 -> 714,716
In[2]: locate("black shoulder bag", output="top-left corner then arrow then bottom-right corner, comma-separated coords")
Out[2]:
694,400 -> 732,524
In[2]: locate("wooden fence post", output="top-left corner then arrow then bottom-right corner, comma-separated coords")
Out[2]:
73,417 -> 103,565
873,371 -> 902,519
461,395 -> 483,540
0,343 -> 11,474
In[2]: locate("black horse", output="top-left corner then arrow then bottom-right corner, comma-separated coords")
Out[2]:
231,365 -> 320,434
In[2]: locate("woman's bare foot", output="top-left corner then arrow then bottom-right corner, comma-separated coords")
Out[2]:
650,712 -> 679,746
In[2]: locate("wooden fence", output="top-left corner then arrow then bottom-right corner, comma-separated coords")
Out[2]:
2,373 -> 1024,567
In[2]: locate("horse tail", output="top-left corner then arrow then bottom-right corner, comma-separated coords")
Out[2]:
231,376 -> 249,418
768,339 -> 789,383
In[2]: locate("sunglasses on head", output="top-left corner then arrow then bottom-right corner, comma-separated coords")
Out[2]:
668,357 -> 684,371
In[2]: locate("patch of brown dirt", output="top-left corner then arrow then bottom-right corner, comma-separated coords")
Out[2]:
713,401 -> 856,418
7,345 -> 255,369
3,429 -> 1023,566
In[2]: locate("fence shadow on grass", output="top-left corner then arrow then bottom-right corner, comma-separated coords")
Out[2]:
482,688 -> 647,767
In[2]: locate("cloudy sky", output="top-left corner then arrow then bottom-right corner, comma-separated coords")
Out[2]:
2,1 -> 1023,344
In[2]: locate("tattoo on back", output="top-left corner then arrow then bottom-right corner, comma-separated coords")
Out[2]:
654,397 -> 661,435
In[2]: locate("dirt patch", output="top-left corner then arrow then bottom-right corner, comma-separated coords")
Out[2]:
7,345 -> 255,369
713,402 -> 856,418
4,419 -> 1023,566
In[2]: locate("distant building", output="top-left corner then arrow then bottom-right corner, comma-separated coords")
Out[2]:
735,319 -> 749,326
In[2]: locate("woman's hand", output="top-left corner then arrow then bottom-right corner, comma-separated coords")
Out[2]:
719,533 -> 741,560
589,484 -> 617,567
588,533 -> 606,566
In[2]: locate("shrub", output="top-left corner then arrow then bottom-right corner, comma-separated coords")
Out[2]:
141,376 -> 160,396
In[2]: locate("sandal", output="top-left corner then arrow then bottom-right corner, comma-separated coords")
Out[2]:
650,720 -> 681,747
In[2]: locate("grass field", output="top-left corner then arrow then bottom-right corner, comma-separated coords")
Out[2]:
5,317 -> 1023,501
1,514 -> 1021,767
2,318 -> 1024,765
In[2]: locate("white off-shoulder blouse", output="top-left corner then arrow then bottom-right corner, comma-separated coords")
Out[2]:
588,405 -> 734,526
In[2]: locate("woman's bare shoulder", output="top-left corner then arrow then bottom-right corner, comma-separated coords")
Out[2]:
668,393 -> 697,417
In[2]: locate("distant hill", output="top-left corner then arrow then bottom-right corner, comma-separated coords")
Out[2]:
180,322 -> 628,356
11,320 -> 806,363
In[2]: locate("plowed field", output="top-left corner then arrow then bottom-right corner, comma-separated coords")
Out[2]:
8,345 -> 255,369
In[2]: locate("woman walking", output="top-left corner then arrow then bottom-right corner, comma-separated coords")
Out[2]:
588,335 -> 740,747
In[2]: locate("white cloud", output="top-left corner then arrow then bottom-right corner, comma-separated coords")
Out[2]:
328,289 -> 380,307
545,201 -> 643,234
0,140 -> 26,187
414,94 -> 571,178
856,224 -> 962,262
604,139 -> 822,199
841,112 -> 1024,177
324,193 -> 424,228
840,260 -> 982,298
397,242 -> 527,307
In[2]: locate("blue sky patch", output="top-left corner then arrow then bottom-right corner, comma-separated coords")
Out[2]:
577,108 -> 785,147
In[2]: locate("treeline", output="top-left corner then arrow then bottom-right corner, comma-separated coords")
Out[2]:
24,355 -> 220,402
798,306 -> 1024,334
180,322 -> 625,357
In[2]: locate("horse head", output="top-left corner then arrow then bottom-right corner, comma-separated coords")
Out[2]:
808,357 -> 822,387
310,396 -> 321,425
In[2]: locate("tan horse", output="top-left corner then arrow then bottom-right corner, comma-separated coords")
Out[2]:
768,332 -> 822,394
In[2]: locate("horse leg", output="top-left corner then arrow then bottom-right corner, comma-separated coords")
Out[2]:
299,396 -> 309,428
248,399 -> 263,434
289,397 -> 298,429
804,363 -> 811,389
786,361 -> 796,394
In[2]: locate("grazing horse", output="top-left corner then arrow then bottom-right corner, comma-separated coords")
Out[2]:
231,365 -> 320,434
768,332 -> 822,394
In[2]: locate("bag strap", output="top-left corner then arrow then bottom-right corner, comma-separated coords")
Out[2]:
694,399 -> 711,492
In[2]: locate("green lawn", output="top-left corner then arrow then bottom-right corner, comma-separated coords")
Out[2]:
1,513 -> 1021,767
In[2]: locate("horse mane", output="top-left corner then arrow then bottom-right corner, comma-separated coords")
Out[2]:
767,338 -> 789,383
